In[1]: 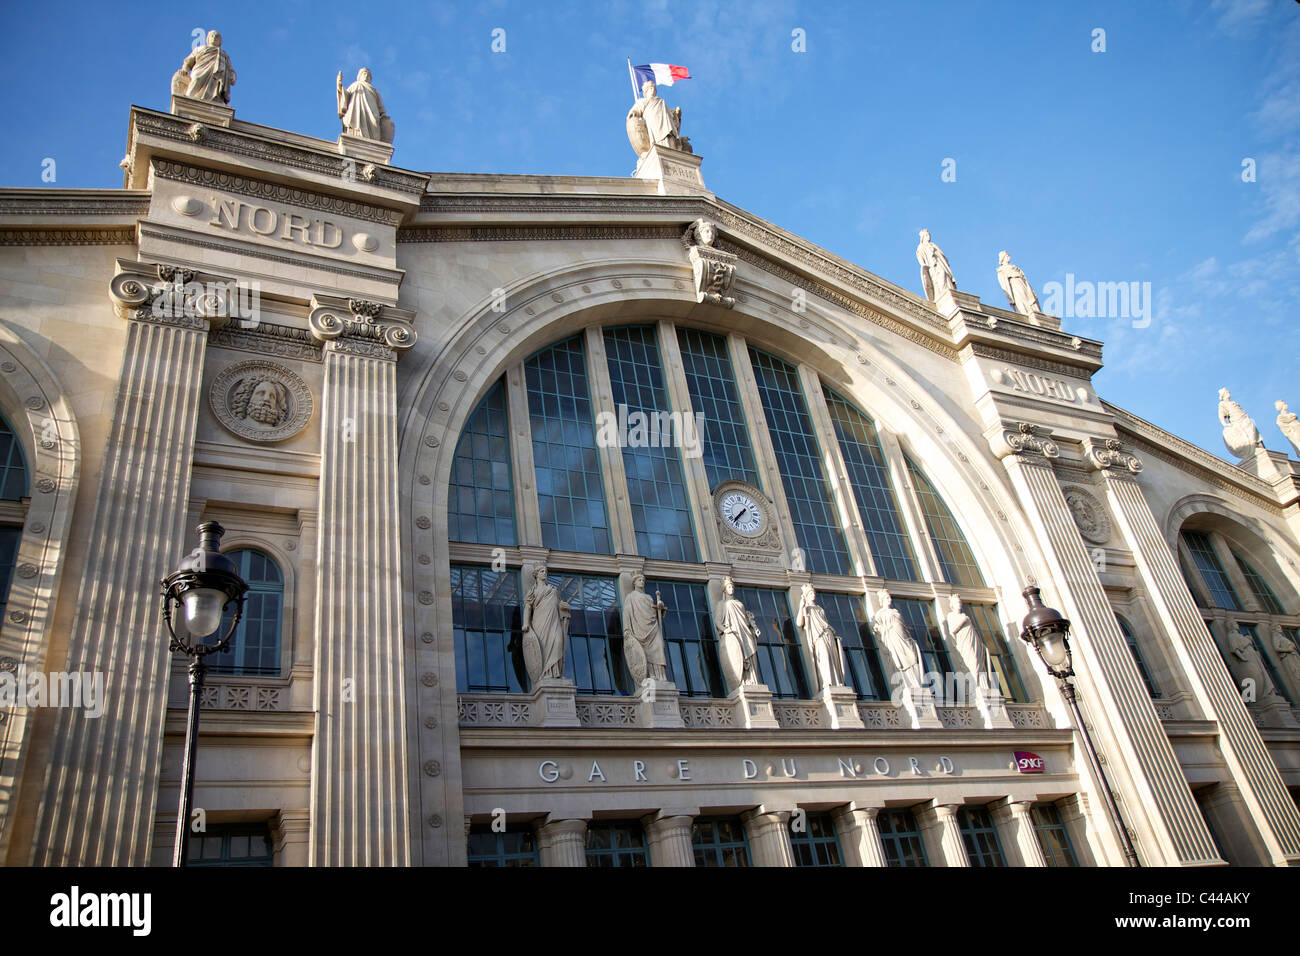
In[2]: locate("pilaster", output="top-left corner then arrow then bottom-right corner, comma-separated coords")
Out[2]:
307,296 -> 415,865
831,805 -> 888,867
1087,437 -> 1300,865
536,816 -> 588,867
741,807 -> 795,866
917,803 -> 969,867
643,810 -> 696,867
31,262 -> 216,865
990,799 -> 1047,867
992,422 -> 1220,866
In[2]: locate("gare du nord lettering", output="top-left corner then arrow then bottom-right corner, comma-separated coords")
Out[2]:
535,754 -> 961,783
206,196 -> 349,249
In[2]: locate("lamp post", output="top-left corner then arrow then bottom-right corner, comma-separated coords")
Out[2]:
1019,585 -> 1141,867
160,522 -> 248,867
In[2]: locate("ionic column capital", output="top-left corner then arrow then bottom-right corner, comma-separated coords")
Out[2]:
988,420 -> 1060,463
309,293 -> 417,357
1084,436 -> 1143,474
108,258 -> 234,329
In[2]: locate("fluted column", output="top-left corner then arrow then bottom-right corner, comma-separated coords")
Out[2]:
742,808 -> 795,866
1089,438 -> 1300,866
31,265 -> 217,865
918,803 -> 969,866
991,799 -> 1047,867
831,805 -> 888,866
993,423 -> 1219,866
643,810 -> 696,866
536,817 -> 588,867
308,298 -> 416,865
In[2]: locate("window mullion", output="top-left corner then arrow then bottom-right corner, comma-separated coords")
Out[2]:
583,326 -> 639,555
505,364 -> 543,547
726,334 -> 801,567
875,428 -> 941,584
798,366 -> 874,578
655,320 -> 723,562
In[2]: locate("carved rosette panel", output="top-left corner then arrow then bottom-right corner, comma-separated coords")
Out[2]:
210,360 -> 314,443
1062,487 -> 1111,545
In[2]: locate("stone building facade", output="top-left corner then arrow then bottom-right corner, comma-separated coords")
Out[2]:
1,67 -> 1299,868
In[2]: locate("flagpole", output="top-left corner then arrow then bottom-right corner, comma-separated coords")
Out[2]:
627,57 -> 639,102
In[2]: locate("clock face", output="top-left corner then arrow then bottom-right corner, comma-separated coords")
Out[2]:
720,491 -> 764,535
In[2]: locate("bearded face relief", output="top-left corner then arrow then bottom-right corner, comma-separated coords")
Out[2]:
211,360 -> 313,443
240,378 -> 290,425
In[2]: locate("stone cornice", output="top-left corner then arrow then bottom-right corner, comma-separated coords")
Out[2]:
397,223 -> 683,243
0,190 -> 151,218
1105,401 -> 1279,509
209,321 -> 323,363
151,160 -> 405,226
965,342 -> 1099,381
129,107 -> 428,202
0,227 -> 136,246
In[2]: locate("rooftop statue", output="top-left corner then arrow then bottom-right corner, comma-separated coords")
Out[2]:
337,68 -> 395,143
996,250 -> 1041,317
627,80 -> 691,157
172,30 -> 236,104
1218,388 -> 1262,460
916,229 -> 956,302
1276,400 -> 1300,459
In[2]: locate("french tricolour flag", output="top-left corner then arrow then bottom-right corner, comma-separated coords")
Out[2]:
633,63 -> 691,87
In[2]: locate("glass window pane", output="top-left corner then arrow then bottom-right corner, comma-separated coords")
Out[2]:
677,328 -> 761,489
735,586 -> 809,699
905,456 -> 985,587
604,327 -> 698,563
748,348 -> 850,575
448,378 -> 517,546
526,336 -> 612,554
1182,531 -> 1241,610
823,387 -> 918,581
208,549 -> 283,677
452,565 -> 524,693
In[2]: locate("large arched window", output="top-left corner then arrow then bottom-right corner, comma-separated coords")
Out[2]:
211,549 -> 284,676
446,323 -> 1019,708
0,412 -> 28,620
1177,522 -> 1300,707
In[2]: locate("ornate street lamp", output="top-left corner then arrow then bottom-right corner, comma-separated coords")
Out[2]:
160,522 -> 248,867
1019,585 -> 1141,867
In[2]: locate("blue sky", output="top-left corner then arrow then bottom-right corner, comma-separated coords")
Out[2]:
2,0 -> 1297,462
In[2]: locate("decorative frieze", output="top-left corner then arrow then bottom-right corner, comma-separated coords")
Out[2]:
151,159 -> 405,226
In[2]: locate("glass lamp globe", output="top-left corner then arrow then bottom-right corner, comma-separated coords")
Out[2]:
182,586 -> 228,638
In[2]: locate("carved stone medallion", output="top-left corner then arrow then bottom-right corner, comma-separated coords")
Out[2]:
210,360 -> 313,443
1063,488 -> 1110,544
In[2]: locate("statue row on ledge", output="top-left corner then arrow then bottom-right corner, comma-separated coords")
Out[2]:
171,30 -> 394,144
518,563 -> 998,698
916,229 -> 1043,318
1218,388 -> 1300,462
